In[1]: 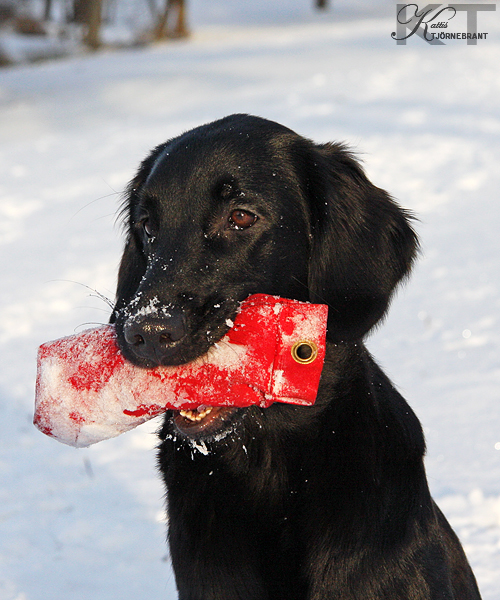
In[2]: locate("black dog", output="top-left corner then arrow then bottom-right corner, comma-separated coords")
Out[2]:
111,114 -> 481,599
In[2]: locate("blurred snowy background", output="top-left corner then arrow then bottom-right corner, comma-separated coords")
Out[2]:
1,1 -> 499,598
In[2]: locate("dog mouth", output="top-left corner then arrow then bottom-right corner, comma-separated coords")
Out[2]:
172,405 -> 238,437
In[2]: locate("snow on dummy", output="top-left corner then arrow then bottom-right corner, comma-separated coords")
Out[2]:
34,294 -> 328,448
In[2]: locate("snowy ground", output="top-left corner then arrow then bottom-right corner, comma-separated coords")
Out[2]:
1,1 -> 500,598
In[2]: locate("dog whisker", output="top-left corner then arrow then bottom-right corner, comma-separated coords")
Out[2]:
74,321 -> 107,332
69,191 -> 120,223
50,279 -> 114,309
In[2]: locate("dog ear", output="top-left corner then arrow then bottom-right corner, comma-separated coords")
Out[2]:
303,142 -> 419,342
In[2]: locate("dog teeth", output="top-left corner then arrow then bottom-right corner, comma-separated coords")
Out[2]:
180,407 -> 213,422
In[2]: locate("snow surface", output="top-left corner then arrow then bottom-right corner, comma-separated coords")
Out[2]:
1,1 -> 500,598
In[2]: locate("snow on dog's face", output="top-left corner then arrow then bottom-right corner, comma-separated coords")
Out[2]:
112,114 -> 418,439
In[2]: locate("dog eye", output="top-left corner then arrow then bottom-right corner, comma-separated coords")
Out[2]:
141,218 -> 155,239
228,209 -> 258,230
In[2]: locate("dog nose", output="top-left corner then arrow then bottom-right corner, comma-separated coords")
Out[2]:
123,310 -> 186,363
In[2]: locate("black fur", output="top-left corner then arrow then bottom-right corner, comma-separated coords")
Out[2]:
112,114 -> 481,599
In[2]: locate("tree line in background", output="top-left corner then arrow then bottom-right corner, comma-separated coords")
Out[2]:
0,0 -> 189,49
0,0 -> 329,53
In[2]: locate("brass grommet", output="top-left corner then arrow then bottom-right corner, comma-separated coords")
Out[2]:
291,340 -> 318,364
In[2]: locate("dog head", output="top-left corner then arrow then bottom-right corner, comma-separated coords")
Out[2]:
112,114 -> 418,438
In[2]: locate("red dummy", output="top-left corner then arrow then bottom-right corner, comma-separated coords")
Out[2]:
34,294 -> 328,448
